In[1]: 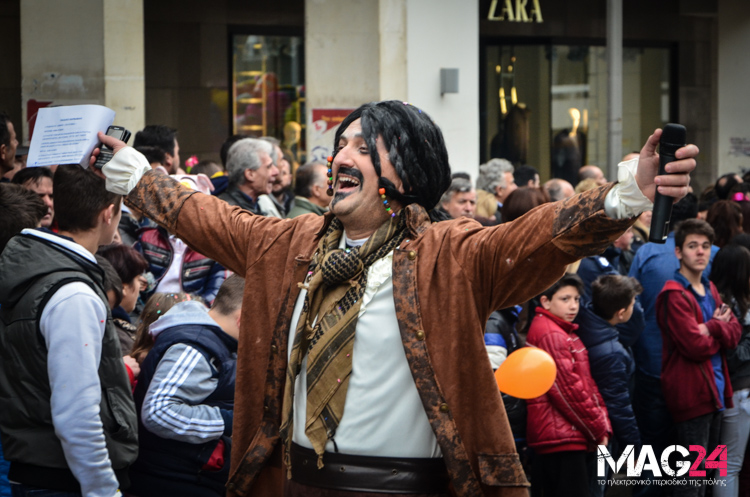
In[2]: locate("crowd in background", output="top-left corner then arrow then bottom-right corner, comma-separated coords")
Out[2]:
1,108 -> 750,497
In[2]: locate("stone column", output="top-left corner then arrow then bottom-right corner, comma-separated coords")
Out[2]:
305,0 -> 480,177
20,0 -> 144,144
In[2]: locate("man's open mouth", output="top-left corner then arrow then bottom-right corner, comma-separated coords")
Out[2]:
335,167 -> 363,194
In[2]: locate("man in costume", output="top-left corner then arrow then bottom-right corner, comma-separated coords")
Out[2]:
97,100 -> 696,497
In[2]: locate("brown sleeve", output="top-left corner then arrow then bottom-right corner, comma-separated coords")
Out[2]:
124,170 -> 300,275
550,183 -> 634,258
125,170 -> 195,233
435,183 -> 635,311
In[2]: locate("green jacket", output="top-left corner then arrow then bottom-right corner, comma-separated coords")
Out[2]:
287,196 -> 327,218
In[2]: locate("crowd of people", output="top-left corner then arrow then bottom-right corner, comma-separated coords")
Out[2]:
439,158 -> 750,497
0,100 -> 740,497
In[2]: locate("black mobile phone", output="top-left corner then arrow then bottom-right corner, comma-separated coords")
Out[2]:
93,125 -> 131,169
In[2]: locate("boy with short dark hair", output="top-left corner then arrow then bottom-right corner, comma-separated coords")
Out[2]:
577,274 -> 644,496
591,274 -> 642,322
0,164 -> 138,497
526,274 -> 611,497
657,219 -> 741,496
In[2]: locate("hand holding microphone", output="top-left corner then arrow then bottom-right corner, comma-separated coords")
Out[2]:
648,124 -> 687,243
632,126 -> 697,228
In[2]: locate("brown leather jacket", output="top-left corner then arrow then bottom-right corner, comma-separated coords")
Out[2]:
126,170 -> 633,497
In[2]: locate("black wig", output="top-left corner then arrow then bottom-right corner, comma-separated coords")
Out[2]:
333,101 -> 452,211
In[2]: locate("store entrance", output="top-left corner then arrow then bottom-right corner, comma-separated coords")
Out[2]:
481,42 -> 673,184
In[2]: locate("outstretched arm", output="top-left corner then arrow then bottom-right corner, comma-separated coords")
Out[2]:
438,130 -> 697,312
94,135 -> 320,276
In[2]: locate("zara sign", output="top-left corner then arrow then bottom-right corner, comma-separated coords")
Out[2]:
487,0 -> 544,23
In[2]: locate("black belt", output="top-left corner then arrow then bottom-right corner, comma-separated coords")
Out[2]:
289,442 -> 450,494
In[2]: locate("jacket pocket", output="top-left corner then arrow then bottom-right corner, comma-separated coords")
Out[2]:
102,387 -> 136,442
476,453 -> 530,487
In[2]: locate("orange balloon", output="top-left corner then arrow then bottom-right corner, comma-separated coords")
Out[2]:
495,347 -> 557,399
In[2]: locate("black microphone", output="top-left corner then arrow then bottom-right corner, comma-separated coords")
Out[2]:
648,123 -> 687,244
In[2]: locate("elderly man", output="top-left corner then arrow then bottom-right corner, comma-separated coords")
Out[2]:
475,158 -> 516,224
579,164 -> 607,186
96,101 -> 696,497
218,138 -> 279,215
544,178 -> 575,202
259,137 -> 295,218
287,160 -> 330,218
440,177 -> 477,219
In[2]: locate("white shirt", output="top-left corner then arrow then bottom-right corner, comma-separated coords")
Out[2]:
288,235 -> 442,457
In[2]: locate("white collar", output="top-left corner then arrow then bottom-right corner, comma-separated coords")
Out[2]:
20,228 -> 97,263
340,231 -> 368,249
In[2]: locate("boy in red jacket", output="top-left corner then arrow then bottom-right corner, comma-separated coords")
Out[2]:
526,274 -> 611,497
656,219 -> 740,496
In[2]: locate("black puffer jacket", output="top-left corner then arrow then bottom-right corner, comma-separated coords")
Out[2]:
576,302 -> 641,452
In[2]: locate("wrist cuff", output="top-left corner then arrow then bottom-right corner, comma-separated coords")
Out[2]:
103,147 -> 152,195
603,157 -> 653,219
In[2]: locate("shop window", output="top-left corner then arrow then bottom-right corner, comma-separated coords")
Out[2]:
232,34 -> 306,165
482,43 -> 671,184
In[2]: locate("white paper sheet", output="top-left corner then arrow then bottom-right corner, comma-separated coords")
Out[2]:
26,105 -> 115,168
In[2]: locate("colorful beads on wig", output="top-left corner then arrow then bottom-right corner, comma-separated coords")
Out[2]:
326,155 -> 334,197
379,187 -> 396,218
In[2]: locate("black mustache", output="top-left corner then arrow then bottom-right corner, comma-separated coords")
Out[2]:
336,166 -> 364,183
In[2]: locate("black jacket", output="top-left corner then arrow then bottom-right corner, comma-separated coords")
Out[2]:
130,320 -> 237,497
0,232 -> 138,492
576,302 -> 642,452
217,184 -> 262,215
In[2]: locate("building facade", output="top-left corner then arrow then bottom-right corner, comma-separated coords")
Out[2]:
1,0 -> 748,190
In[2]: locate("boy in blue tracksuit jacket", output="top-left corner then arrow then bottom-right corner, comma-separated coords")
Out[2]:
129,275 -> 244,497
576,274 -> 643,455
